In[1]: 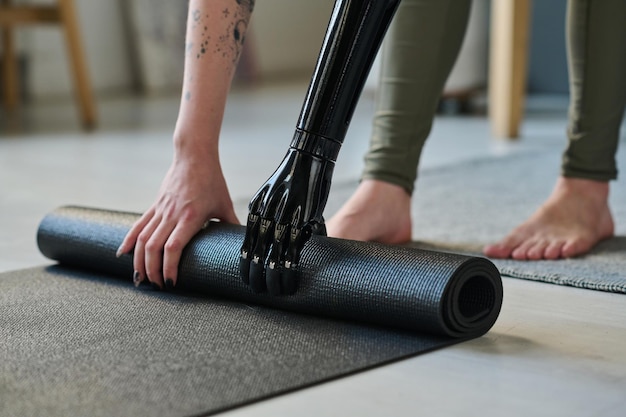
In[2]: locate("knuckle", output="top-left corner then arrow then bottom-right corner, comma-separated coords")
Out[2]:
136,232 -> 150,246
164,238 -> 183,253
180,206 -> 199,223
145,240 -> 161,253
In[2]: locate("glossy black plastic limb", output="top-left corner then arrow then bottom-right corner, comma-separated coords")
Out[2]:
239,0 -> 401,295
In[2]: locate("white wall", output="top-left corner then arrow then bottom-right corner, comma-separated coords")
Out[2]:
250,0 -> 335,80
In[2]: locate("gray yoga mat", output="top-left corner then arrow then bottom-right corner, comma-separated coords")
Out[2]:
0,206 -> 501,417
327,145 -> 626,294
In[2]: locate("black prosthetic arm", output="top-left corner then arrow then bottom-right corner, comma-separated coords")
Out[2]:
240,0 -> 401,295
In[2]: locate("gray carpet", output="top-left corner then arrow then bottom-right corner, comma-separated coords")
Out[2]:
327,146 -> 626,294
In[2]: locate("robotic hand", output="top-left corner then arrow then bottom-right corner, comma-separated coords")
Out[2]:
239,144 -> 334,295
239,0 -> 400,295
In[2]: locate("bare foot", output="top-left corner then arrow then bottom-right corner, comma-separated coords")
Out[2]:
326,179 -> 412,244
483,177 -> 614,260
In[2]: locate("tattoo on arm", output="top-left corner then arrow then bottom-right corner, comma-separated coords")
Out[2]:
236,0 -> 255,14
190,0 -> 255,63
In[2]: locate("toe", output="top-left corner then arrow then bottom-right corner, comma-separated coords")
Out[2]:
526,240 -> 549,260
561,238 -> 592,258
483,243 -> 509,258
483,233 -> 524,259
511,239 -> 538,260
543,240 -> 566,259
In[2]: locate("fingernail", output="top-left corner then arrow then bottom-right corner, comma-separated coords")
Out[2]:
133,271 -> 142,287
164,278 -> 175,290
151,282 -> 162,291
116,247 -> 124,258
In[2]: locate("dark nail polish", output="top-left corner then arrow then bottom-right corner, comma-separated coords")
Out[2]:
133,271 -> 141,288
164,278 -> 175,290
151,282 -> 162,291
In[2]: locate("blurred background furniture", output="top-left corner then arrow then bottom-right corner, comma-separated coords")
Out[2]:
489,0 -> 531,139
0,0 -> 96,128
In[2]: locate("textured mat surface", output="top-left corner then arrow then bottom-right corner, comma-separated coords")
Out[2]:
328,146 -> 626,294
0,206 -> 502,417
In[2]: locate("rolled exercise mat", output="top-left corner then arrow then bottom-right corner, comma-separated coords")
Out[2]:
39,206 -> 502,336
0,206 -> 503,417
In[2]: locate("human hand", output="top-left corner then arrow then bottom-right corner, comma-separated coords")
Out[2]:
239,148 -> 333,295
117,154 -> 239,289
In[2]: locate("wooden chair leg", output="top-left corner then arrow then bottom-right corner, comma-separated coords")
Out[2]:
57,0 -> 97,129
2,0 -> 19,111
488,0 -> 531,139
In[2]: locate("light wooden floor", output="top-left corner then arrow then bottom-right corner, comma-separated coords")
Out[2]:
1,82 -> 624,416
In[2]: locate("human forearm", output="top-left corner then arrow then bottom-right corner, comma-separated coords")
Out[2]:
117,0 -> 253,287
174,0 -> 255,156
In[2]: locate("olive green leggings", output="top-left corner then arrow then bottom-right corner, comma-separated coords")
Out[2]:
363,0 -> 626,194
